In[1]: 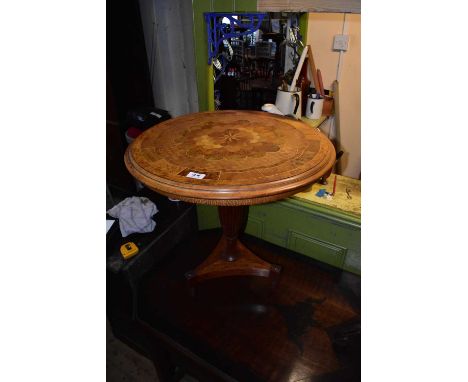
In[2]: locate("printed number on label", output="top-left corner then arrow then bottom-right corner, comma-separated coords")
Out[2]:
186,171 -> 206,179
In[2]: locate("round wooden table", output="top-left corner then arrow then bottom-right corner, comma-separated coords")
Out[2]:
125,111 -> 335,284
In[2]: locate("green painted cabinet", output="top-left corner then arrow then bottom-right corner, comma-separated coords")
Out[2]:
197,175 -> 361,274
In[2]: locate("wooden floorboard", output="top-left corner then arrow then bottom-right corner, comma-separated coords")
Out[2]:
138,229 -> 360,382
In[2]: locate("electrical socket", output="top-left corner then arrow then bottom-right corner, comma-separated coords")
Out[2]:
333,35 -> 349,51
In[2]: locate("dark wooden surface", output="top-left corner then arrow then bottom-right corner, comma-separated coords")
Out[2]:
107,189 -> 198,322
137,229 -> 360,382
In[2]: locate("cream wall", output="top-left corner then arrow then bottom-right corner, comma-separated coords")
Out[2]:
307,13 -> 361,179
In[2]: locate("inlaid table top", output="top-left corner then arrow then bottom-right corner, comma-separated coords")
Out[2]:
125,110 -> 336,206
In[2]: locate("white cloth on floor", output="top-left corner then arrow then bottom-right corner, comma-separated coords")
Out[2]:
107,197 -> 158,237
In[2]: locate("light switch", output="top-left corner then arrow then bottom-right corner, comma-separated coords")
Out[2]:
333,35 -> 349,51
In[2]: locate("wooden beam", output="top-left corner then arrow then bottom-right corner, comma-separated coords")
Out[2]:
257,0 -> 360,14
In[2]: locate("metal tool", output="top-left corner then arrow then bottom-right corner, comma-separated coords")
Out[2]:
120,242 -> 139,260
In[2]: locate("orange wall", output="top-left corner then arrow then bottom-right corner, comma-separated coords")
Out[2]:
307,13 -> 361,179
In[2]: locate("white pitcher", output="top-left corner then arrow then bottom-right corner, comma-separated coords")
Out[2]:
275,87 -> 302,119
305,95 -> 324,120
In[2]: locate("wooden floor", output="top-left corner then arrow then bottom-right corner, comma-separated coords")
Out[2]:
138,229 -> 360,382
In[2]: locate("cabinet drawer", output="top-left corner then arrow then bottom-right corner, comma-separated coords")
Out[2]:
287,230 -> 346,268
245,216 -> 264,238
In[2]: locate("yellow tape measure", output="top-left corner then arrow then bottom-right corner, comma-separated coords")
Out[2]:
120,242 -> 139,260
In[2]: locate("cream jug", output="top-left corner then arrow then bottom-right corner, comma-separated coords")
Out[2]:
275,87 -> 302,119
305,95 -> 324,120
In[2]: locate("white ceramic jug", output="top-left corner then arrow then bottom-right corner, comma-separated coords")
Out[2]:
305,95 -> 324,120
275,87 -> 302,119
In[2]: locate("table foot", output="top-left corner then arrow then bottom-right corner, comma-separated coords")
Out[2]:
185,235 -> 281,285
